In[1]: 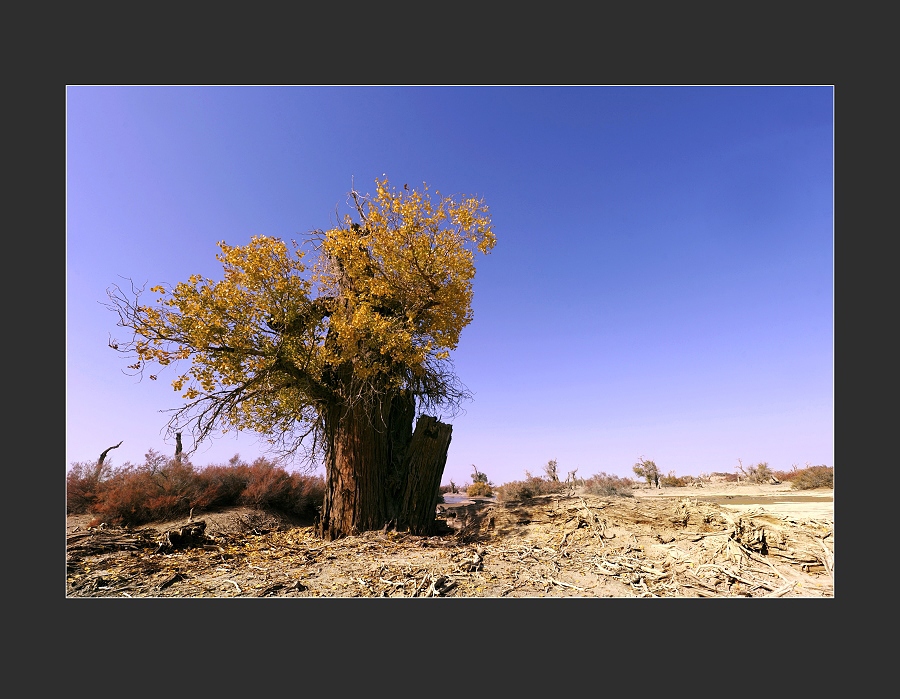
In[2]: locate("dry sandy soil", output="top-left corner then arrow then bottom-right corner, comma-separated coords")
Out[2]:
66,480 -> 833,598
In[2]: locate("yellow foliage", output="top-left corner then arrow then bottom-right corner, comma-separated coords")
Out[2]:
108,177 -> 495,438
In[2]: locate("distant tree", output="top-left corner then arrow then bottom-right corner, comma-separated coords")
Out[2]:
471,465 -> 489,484
467,466 -> 493,497
632,457 -> 661,487
736,459 -> 775,484
543,458 -> 559,482
105,177 -> 495,539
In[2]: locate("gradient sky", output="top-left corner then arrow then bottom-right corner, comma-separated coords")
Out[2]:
66,86 -> 834,486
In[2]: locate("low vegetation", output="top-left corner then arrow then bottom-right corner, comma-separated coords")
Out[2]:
496,472 -> 568,502
660,471 -> 695,487
69,449 -> 833,530
495,469 -> 635,501
734,460 -> 833,490
582,472 -> 635,497
773,464 -> 834,490
736,459 -> 776,484
466,481 -> 494,497
67,451 -> 325,527
465,465 -> 494,497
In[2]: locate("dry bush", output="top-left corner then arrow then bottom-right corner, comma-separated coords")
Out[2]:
660,471 -> 692,487
466,481 -> 493,497
71,450 -> 325,527
496,474 -> 566,502
736,460 -> 774,484
88,453 -> 200,526
774,464 -> 834,490
241,466 -> 324,516
192,463 -> 252,509
583,472 -> 634,497
439,480 -> 460,494
66,460 -> 114,514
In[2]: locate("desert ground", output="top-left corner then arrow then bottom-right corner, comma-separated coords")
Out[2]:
66,480 -> 833,598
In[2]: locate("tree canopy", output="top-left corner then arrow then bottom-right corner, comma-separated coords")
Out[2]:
106,177 -> 496,465
633,457 -> 660,485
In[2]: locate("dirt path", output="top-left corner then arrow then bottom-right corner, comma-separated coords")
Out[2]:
631,481 -> 834,522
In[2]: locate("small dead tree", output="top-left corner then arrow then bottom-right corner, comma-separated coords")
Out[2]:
565,467 -> 579,495
543,458 -> 560,482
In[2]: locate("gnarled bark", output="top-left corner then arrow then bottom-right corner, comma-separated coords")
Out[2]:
316,391 -> 452,540
397,416 -> 452,535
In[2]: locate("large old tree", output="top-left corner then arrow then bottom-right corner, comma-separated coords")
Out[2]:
106,178 -> 495,539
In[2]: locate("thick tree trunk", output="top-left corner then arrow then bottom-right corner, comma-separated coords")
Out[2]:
317,397 -> 392,540
316,391 -> 452,540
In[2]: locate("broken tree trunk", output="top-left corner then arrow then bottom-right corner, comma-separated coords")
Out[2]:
154,520 -> 213,553
316,391 -> 453,540
397,415 -> 453,535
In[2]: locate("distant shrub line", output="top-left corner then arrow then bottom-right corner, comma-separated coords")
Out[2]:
494,471 -> 636,501
69,450 -> 833,529
446,463 -> 833,502
735,460 -> 834,489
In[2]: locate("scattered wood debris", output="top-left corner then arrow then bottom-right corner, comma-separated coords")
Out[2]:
66,495 -> 833,598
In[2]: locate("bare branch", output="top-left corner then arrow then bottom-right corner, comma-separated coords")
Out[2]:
97,441 -> 123,469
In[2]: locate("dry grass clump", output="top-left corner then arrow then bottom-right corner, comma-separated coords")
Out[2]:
583,472 -> 634,497
67,451 -> 325,527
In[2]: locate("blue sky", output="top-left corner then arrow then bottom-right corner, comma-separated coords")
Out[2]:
66,86 -> 833,485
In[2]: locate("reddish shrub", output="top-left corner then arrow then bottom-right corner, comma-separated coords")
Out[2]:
89,464 -> 163,526
66,461 -> 110,514
234,458 -> 323,517
69,449 -> 335,526
775,464 -> 833,490
193,463 -> 252,509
